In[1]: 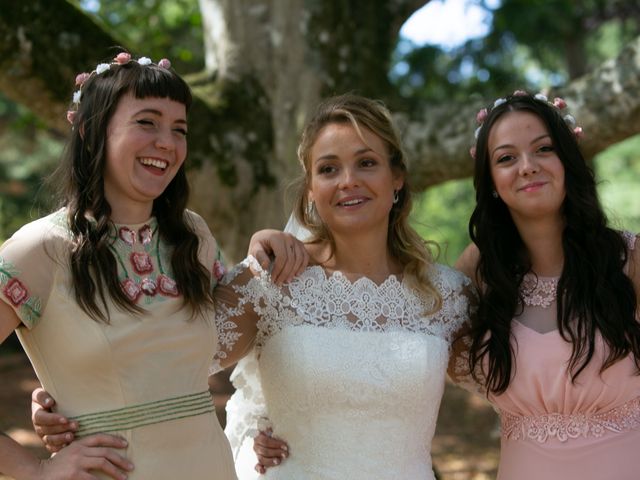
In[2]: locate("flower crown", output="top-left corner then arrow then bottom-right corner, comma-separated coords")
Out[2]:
66,52 -> 172,125
469,90 -> 584,159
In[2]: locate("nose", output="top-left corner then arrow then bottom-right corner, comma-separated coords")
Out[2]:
519,154 -> 539,176
338,166 -> 360,189
155,128 -> 176,151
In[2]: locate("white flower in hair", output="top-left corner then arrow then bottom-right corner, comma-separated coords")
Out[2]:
534,93 -> 548,102
95,63 -> 111,75
138,57 -> 152,65
493,98 -> 507,108
72,90 -> 82,104
563,114 -> 576,127
474,126 -> 482,139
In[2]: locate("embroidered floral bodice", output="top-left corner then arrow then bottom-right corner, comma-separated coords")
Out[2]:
0,208 -> 236,479
212,257 -> 472,480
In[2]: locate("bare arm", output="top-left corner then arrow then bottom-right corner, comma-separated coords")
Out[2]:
0,300 -> 131,479
454,242 -> 480,289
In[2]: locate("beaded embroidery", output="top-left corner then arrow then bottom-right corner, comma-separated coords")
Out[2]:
501,396 -> 640,443
520,275 -> 558,309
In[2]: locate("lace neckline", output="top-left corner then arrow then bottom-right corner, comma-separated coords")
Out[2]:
310,265 -> 404,289
520,274 -> 558,309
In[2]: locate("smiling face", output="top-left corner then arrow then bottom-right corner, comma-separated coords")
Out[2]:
307,122 -> 404,238
103,93 -> 187,222
488,110 -> 566,225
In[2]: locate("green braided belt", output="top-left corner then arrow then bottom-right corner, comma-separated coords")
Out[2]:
70,390 -> 215,437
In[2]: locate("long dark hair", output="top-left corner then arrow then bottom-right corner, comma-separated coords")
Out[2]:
468,93 -> 639,394
53,56 -> 213,322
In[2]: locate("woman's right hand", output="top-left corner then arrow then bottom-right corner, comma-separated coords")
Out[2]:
253,429 -> 289,474
31,387 -> 77,452
37,433 -> 133,480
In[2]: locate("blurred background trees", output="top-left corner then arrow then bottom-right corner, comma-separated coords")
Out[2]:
0,2 -> 638,477
1,0 -> 638,263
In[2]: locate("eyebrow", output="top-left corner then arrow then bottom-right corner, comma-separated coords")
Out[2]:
134,108 -> 187,124
491,133 -> 551,156
315,147 -> 376,163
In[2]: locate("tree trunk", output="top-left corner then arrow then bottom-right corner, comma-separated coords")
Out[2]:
1,0 -> 639,259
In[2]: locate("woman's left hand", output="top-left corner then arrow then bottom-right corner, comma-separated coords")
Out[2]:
248,230 -> 308,285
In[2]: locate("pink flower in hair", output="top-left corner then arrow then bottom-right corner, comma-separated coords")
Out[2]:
158,58 -> 171,69
573,126 -> 584,138
513,90 -> 528,96
75,72 -> 90,86
476,108 -> 488,124
469,146 -> 477,159
66,110 -> 76,124
553,97 -> 567,109
115,52 -> 132,64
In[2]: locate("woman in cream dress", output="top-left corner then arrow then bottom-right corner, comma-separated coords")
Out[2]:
0,53 -> 304,480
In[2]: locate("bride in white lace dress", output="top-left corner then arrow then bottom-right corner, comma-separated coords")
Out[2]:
211,94 -> 473,480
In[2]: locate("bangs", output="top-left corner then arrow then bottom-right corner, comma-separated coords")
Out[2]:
126,64 -> 192,111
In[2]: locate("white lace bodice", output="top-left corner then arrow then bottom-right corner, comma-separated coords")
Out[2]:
212,258 -> 472,479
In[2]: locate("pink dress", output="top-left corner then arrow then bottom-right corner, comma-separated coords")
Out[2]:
490,232 -> 640,480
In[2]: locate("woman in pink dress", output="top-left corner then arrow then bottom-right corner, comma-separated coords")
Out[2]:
454,91 -> 640,479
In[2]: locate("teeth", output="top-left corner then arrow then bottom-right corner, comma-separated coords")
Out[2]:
139,157 -> 168,170
340,199 -> 363,206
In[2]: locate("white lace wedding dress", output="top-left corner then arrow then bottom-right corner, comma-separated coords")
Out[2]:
211,257 -> 471,480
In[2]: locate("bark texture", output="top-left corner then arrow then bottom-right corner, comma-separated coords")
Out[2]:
1,0 -> 639,259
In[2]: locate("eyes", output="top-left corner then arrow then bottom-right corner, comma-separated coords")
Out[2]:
316,157 -> 378,175
495,144 -> 555,164
136,119 -> 188,137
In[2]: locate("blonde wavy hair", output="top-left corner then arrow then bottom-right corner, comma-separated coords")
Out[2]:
292,93 -> 442,312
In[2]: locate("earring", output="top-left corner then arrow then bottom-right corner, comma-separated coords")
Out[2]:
492,190 -> 498,198
306,200 -> 315,216
393,190 -> 399,204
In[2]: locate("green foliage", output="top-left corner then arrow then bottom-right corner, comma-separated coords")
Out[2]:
594,134 -> 640,233
0,94 -> 60,238
411,178 -> 475,266
71,0 -> 204,72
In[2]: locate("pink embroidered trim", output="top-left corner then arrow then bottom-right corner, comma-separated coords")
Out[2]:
520,275 -> 558,308
501,397 -> 640,443
3,278 -> 29,306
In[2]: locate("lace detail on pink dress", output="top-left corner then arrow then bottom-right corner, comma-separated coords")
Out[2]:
501,396 -> 640,443
520,275 -> 558,309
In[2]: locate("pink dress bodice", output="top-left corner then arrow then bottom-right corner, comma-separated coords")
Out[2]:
489,232 -> 640,480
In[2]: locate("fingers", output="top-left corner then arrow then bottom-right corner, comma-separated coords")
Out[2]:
270,234 -> 308,285
41,434 -> 133,480
247,230 -> 308,285
32,387 -> 55,410
253,430 -> 288,468
32,404 -> 77,444
43,432 -> 75,452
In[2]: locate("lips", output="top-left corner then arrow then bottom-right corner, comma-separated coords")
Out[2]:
518,181 -> 547,192
336,196 -> 368,207
138,157 -> 168,171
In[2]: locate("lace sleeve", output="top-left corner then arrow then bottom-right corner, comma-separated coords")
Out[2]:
210,258 -> 265,375
224,350 -> 272,474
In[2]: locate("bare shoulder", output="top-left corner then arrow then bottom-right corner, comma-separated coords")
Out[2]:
454,243 -> 480,287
